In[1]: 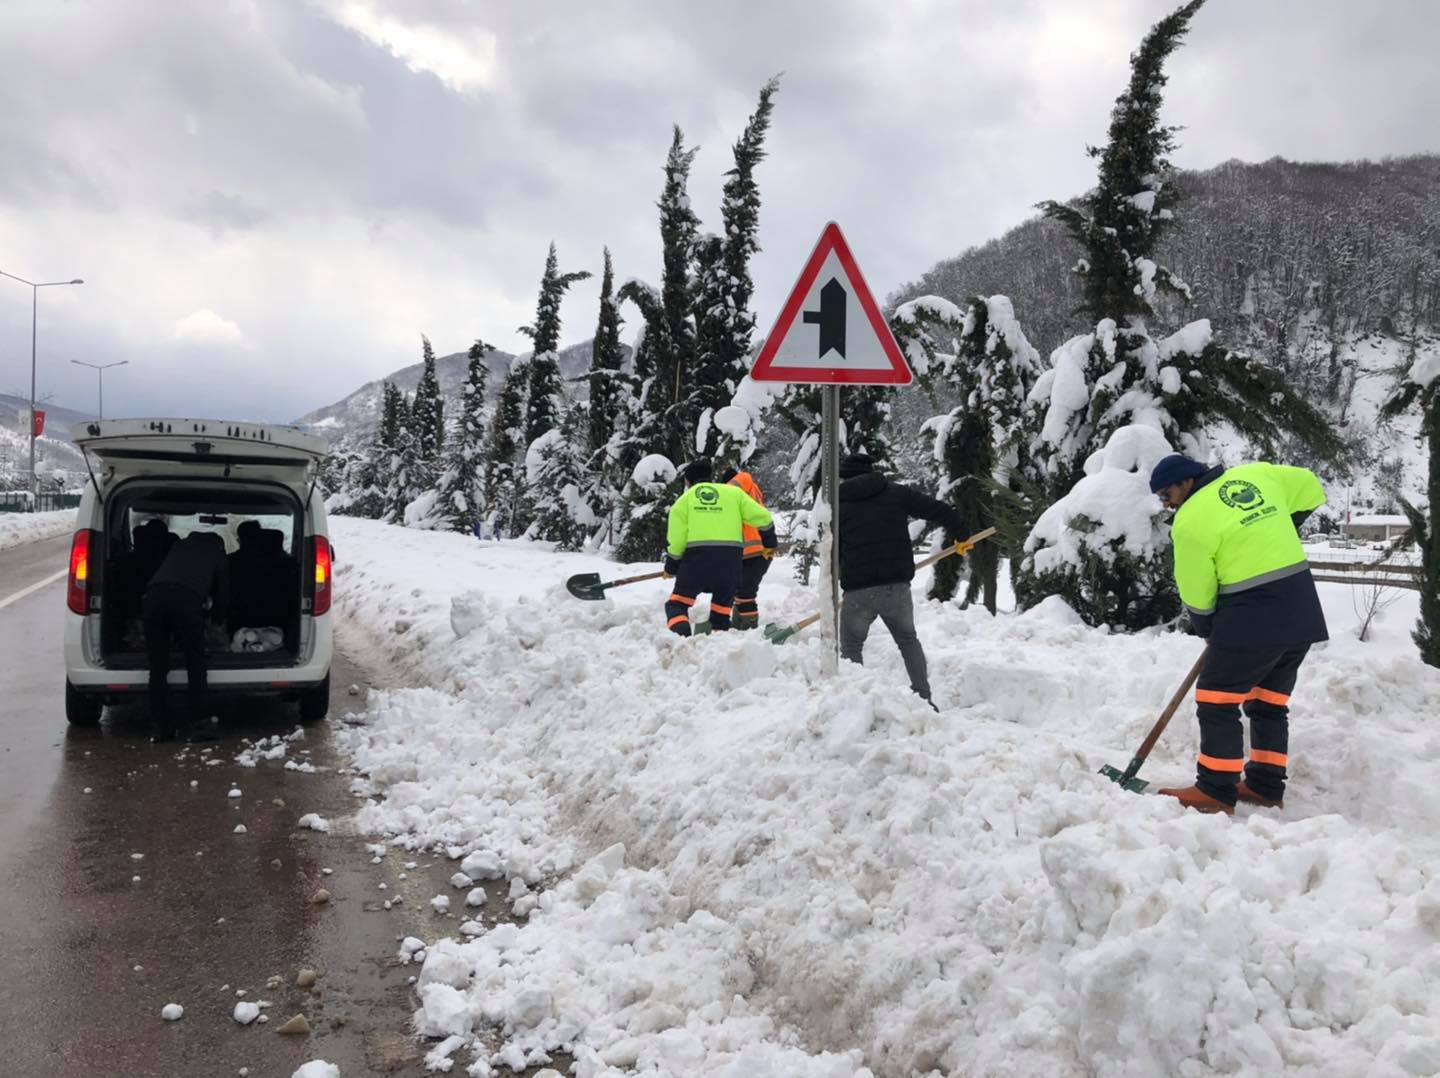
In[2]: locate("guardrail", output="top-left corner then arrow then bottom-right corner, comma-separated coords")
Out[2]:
1309,558 -> 1422,592
0,492 -> 82,514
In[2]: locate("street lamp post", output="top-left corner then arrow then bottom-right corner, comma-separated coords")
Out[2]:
70,359 -> 128,420
0,270 -> 84,501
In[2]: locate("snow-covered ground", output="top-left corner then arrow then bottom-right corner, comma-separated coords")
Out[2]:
0,508 -> 76,551
328,517 -> 1440,1078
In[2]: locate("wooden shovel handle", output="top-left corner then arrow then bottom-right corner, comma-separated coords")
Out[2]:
914,526 -> 998,570
609,570 -> 668,589
1134,646 -> 1209,762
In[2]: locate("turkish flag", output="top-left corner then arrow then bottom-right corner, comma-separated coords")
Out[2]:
32,409 -> 45,436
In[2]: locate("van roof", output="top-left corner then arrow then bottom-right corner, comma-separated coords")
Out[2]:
72,418 -> 328,458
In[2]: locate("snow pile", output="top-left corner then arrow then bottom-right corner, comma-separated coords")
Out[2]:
291,1063 -> 340,1078
329,516 -> 1440,1076
1410,351 -> 1440,389
0,508 -> 76,551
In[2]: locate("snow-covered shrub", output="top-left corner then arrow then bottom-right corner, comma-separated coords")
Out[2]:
1015,425 -> 1179,630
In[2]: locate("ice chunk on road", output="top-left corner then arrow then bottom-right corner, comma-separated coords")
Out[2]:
465,887 -> 486,907
448,872 -> 472,889
430,894 -> 450,913
298,813 -> 330,833
161,1003 -> 184,1021
458,849 -> 502,880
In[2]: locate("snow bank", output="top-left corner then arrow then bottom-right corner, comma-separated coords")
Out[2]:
0,508 -> 76,551
1410,352 -> 1440,389
329,517 -> 1440,1077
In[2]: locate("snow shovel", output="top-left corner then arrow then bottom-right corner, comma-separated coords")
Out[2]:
1098,646 -> 1209,794
565,569 -> 667,602
762,527 -> 998,645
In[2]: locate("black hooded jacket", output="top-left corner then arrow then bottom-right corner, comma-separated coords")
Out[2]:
837,472 -> 964,591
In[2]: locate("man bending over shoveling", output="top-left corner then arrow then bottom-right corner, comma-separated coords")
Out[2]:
1151,453 -> 1329,815
662,458 -> 776,637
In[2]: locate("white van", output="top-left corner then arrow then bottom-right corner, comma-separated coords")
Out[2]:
63,419 -> 333,726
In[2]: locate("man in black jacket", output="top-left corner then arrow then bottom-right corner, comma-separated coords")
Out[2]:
142,531 -> 228,742
837,454 -> 965,705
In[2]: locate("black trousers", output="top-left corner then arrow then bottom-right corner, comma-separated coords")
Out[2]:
1193,644 -> 1309,804
733,555 -> 771,628
142,584 -> 209,735
665,547 -> 742,636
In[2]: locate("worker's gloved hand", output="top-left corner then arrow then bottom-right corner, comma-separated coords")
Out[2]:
954,541 -> 974,557
762,547 -> 777,560
662,554 -> 681,578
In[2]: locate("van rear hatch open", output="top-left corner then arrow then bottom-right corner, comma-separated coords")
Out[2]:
72,419 -> 329,489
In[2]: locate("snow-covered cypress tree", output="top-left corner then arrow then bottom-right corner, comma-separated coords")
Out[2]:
483,358 -> 527,538
614,453 -> 681,565
432,338 -> 492,535
588,248 -> 626,461
906,295 -> 1042,611
619,127 -> 700,467
1382,352 -> 1440,667
528,404 -> 596,552
521,243 -> 592,449
412,336 -> 445,464
694,76 -> 780,460
383,404 -> 423,525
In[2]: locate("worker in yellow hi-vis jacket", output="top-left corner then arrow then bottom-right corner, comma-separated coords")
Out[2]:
663,459 -> 776,637
1148,454 -> 1328,815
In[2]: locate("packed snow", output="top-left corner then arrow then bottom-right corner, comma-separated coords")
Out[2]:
327,515 -> 1440,1076
0,508 -> 76,552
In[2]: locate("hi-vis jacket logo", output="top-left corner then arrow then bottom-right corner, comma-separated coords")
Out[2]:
696,485 -> 720,507
1218,480 -> 1265,511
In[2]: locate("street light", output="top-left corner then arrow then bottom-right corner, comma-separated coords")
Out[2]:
0,269 -> 84,500
70,359 -> 128,420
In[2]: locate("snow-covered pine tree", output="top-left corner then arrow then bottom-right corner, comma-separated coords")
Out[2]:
412,336 -> 445,464
432,338 -> 492,535
905,295 -> 1042,612
773,382 -> 896,584
383,407 -> 423,525
483,358 -> 527,539
614,452 -> 680,565
521,243 -> 592,450
1382,350 -> 1440,667
528,404 -> 596,552
693,76 -> 781,461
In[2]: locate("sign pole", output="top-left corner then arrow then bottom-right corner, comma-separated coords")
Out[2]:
820,384 -> 841,670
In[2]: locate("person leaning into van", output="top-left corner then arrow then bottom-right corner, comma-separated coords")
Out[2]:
142,532 -> 228,742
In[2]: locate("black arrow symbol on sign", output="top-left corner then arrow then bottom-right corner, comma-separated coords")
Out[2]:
802,278 -> 846,360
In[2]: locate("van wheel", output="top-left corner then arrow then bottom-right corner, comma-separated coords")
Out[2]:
299,675 -> 330,723
66,680 -> 102,726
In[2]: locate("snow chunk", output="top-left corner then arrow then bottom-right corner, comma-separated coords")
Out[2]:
630,454 -> 675,488
713,405 -> 750,439
1411,352 -> 1440,389
459,850 -> 503,881
298,813 -> 331,833
465,887 -> 487,907
430,894 -> 450,914
416,983 -> 472,1037
1158,318 -> 1212,360
448,872 -> 473,890
161,1003 -> 184,1021
228,788 -> 243,798
291,1063 -> 340,1078
233,1001 -> 261,1025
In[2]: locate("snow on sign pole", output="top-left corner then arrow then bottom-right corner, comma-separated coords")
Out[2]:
751,222 -> 913,672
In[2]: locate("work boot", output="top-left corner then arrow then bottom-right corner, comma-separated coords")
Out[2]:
1235,781 -> 1283,809
1155,785 -> 1235,816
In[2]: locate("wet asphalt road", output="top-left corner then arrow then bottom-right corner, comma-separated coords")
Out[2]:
0,534 -> 558,1078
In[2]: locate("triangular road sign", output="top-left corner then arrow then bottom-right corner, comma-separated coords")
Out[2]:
750,222 -> 912,385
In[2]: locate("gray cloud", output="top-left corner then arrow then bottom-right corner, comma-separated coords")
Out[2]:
0,0 -> 1435,426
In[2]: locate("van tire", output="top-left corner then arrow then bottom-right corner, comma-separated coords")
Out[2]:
66,680 -> 102,726
299,675 -> 330,723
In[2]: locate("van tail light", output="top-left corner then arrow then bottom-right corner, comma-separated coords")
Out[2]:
68,529 -> 95,615
310,536 -> 332,616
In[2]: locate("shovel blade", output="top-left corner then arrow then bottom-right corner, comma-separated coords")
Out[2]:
693,620 -> 712,636
1098,763 -> 1150,795
763,623 -> 797,645
565,572 -> 606,601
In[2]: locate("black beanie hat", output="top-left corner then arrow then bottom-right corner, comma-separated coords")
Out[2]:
684,458 -> 714,484
839,454 -> 873,479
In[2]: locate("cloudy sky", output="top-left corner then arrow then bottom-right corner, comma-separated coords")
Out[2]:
0,0 -> 1435,426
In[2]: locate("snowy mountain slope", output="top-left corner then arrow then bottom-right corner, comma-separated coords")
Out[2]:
294,338 -> 630,452
327,518 -> 1440,1077
0,392 -> 92,484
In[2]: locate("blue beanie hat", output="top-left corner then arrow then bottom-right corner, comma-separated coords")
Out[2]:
1148,453 -> 1207,493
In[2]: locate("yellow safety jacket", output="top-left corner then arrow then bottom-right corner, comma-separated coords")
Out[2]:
1171,461 -> 1328,644
667,482 -> 774,559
